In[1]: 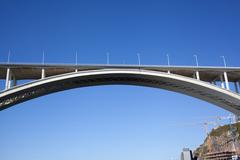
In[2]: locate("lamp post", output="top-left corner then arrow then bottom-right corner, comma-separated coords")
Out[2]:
42,51 -> 45,64
166,54 -> 170,66
193,54 -> 200,80
137,53 -> 141,66
166,54 -> 170,73
221,56 -> 229,90
7,50 -> 11,64
106,52 -> 110,65
221,56 -> 227,68
75,51 -> 78,65
193,54 -> 199,67
41,51 -> 45,79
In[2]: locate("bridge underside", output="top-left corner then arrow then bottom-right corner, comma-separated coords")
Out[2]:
1,69 -> 240,115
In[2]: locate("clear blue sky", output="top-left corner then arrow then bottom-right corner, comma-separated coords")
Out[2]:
0,0 -> 240,160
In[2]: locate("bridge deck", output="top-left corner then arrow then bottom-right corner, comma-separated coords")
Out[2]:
0,63 -> 240,82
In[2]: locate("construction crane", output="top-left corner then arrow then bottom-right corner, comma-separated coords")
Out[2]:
170,114 -> 239,136
196,114 -> 239,125
170,120 -> 217,136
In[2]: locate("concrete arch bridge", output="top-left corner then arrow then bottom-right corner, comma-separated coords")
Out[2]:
0,64 -> 240,115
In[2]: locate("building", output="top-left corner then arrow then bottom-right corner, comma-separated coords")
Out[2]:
203,151 -> 239,160
181,148 -> 193,160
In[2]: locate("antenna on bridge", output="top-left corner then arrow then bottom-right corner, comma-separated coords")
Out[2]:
7,50 -> 11,64
221,56 -> 227,68
193,54 -> 199,67
137,53 -> 141,66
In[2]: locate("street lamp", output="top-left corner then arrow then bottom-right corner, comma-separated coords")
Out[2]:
137,53 -> 141,66
193,54 -> 199,67
166,54 -> 171,74
106,52 -> 110,65
221,56 -> 227,68
42,51 -> 45,64
75,51 -> 78,65
166,54 -> 170,66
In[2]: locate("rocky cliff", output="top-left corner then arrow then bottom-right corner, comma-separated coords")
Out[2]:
194,122 -> 240,158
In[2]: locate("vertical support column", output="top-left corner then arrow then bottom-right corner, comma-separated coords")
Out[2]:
8,77 -> 12,88
12,74 -> 17,87
223,72 -> 230,90
195,71 -> 200,80
41,68 -> 45,79
167,70 -> 170,74
75,69 -> 78,72
220,75 -> 225,89
239,81 -> 240,92
234,82 -> 239,94
193,73 -> 196,79
5,68 -> 12,90
234,114 -> 239,122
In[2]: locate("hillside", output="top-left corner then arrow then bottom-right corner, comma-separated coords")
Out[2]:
194,122 -> 240,158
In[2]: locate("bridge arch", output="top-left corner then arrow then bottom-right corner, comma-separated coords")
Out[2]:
1,69 -> 240,115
